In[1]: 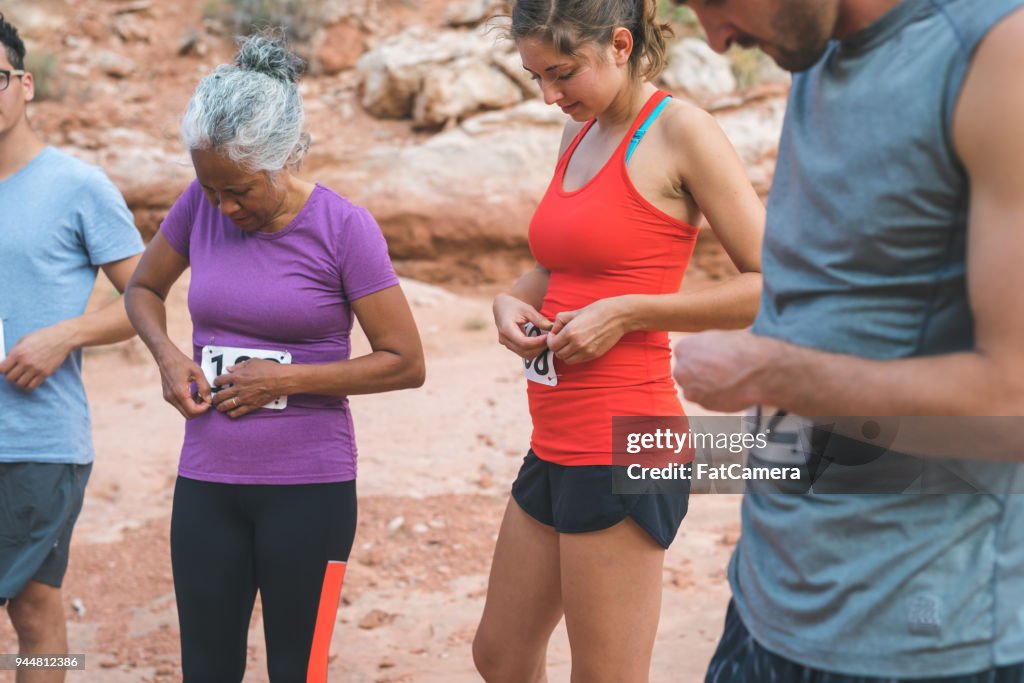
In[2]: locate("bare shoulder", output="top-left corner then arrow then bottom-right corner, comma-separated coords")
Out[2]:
658,97 -> 740,185
659,98 -> 722,150
557,119 -> 588,158
983,4 -> 1024,45
959,5 -> 1024,102
953,5 -> 1024,160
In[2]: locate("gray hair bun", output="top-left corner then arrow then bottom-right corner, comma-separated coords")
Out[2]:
234,33 -> 306,84
180,31 -> 309,173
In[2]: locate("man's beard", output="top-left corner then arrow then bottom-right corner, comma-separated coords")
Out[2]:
769,0 -> 837,72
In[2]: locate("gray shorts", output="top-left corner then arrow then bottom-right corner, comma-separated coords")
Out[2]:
707,600 -> 1024,683
0,461 -> 92,605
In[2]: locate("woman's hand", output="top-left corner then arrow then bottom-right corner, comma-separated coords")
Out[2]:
547,297 -> 631,365
211,358 -> 287,418
493,294 -> 553,360
156,348 -> 212,419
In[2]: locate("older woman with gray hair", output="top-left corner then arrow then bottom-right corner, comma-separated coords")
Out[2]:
126,33 -> 424,682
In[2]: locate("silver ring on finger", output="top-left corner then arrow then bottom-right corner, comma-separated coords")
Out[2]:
231,397 -> 238,408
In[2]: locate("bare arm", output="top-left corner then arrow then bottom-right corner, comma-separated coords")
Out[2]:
209,285 -> 425,418
624,103 -> 764,331
506,263 -> 551,311
0,253 -> 142,390
673,12 -> 1024,456
283,285 -> 424,394
71,255 -> 142,345
125,233 -> 211,418
125,234 -> 188,358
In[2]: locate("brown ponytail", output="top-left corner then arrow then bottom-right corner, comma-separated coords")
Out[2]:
632,0 -> 673,81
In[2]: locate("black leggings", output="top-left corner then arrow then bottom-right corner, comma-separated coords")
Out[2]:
170,476 -> 357,683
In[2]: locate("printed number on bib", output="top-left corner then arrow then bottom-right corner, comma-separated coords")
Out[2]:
201,345 -> 292,410
748,407 -> 807,465
523,323 -> 557,386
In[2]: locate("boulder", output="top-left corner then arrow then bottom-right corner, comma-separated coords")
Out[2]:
91,50 -> 137,79
111,13 -> 151,43
67,129 -> 194,240
320,0 -> 378,25
356,26 -> 510,120
754,56 -> 791,86
413,57 -> 522,128
661,38 -> 736,100
313,100 -> 565,283
444,0 -> 508,27
490,48 -> 539,96
2,1 -> 68,38
713,96 -> 787,193
307,90 -> 785,283
177,30 -> 207,58
316,22 -> 366,74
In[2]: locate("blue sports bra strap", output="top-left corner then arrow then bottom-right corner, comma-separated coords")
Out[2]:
625,95 -> 672,165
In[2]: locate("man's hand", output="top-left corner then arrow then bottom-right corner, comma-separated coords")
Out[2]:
673,330 -> 781,412
0,322 -> 76,391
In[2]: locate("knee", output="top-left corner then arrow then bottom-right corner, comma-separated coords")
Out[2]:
472,630 -> 504,681
473,631 -> 539,683
472,629 -> 490,672
7,592 -> 62,644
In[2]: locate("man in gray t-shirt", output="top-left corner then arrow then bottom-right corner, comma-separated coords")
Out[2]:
0,13 -> 142,675
673,0 -> 1024,680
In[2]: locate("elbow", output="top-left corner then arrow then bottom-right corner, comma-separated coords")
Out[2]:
123,281 -> 139,302
372,346 -> 425,391
999,377 -> 1024,417
123,286 -> 149,333
409,356 -> 427,389
733,272 -> 763,328
398,353 -> 426,390
123,286 -> 140,325
975,350 -> 1024,415
123,281 -> 154,317
745,272 -> 763,321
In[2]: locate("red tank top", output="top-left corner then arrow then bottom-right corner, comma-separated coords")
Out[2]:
527,90 -> 700,466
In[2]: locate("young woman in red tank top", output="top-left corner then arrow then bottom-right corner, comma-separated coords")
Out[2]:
473,1 -> 765,681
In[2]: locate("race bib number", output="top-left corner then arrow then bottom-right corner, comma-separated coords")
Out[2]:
201,345 -> 292,410
523,323 -> 557,386
748,407 -> 809,465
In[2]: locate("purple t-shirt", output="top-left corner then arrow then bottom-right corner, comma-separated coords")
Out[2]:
160,180 -> 399,484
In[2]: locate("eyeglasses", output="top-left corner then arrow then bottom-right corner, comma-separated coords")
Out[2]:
0,69 -> 26,92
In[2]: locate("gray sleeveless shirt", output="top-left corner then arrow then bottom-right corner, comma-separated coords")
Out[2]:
733,0 -> 1024,676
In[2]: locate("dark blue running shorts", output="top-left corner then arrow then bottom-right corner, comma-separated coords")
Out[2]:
511,450 -> 689,549
706,600 -> 1024,683
0,462 -> 92,605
